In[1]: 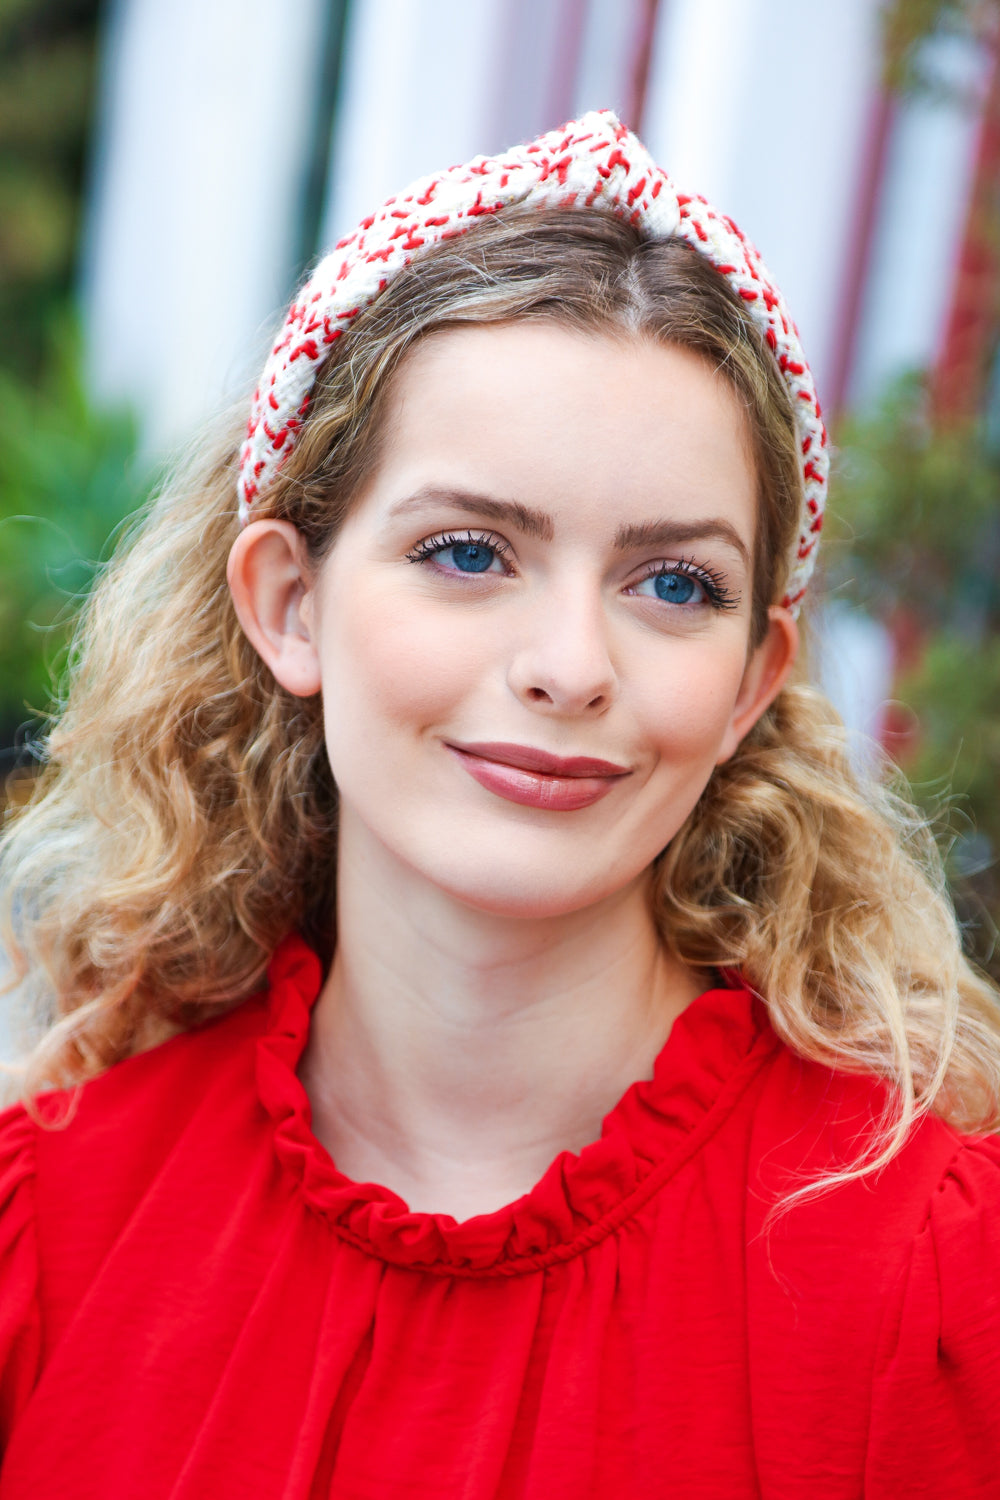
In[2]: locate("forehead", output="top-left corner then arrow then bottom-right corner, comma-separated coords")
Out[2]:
366,320 -> 757,543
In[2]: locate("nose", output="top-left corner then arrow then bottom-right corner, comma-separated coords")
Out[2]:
506,577 -> 619,716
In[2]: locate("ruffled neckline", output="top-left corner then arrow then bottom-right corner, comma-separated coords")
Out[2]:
255,935 -> 776,1277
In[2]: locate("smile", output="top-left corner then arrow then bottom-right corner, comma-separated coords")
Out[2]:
446,741 -> 631,812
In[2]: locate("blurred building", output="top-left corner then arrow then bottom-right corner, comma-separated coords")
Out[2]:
82,0 -> 998,452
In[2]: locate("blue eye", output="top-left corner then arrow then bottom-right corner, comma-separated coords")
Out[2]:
407,531 -> 511,575
635,569 -> 705,606
444,542 -> 496,573
654,572 -> 698,604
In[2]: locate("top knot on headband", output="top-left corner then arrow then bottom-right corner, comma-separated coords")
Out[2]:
239,109 -> 827,613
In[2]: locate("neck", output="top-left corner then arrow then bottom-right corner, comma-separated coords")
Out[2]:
299,817 -> 705,1220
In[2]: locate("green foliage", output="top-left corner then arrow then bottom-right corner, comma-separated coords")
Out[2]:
880,0 -> 996,97
898,631 -> 1000,973
0,0 -> 114,758
825,374 -> 1000,628
897,633 -> 1000,829
0,0 -> 100,380
826,375 -> 1000,970
0,320 -> 150,744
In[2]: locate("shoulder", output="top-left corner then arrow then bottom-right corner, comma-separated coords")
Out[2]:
745,1033 -> 1000,1275
0,1101 -> 40,1446
3,932 -> 319,1271
905,1129 -> 1000,1356
44,988 -> 269,1125
7,994 -> 267,1308
29,990 -> 271,1225
744,1037 -> 1000,1493
865,1133 -> 1000,1493
0,1098 -> 36,1258
12,994 -> 270,1353
0,1095 -> 35,1201
748,1033 -> 980,1228
0,990 -> 272,1445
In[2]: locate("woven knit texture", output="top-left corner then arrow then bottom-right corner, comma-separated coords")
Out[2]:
239,110 -> 827,612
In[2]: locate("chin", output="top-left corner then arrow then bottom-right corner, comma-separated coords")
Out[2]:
417,850 -> 644,922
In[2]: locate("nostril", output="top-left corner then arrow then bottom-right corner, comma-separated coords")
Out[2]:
527,687 -> 553,703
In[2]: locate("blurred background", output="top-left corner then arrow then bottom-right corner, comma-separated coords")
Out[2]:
0,0 -> 998,974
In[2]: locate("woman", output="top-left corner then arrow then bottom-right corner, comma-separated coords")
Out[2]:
1,111 -> 998,1497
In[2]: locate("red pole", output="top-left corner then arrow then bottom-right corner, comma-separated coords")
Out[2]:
828,86 -> 896,419
932,32 -> 1000,423
547,0 -> 591,127
625,0 -> 664,134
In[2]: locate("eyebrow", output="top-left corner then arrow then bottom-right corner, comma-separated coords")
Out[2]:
613,519 -> 751,568
388,487 -> 750,567
387,487 -> 555,541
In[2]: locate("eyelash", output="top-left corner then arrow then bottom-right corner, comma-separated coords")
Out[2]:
405,531 -> 740,612
630,556 -> 741,612
405,530 -> 514,571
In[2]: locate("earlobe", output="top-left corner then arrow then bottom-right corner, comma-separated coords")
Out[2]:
715,606 -> 799,765
227,521 -> 323,698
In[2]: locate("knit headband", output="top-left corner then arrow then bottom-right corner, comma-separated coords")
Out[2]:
239,109 -> 827,612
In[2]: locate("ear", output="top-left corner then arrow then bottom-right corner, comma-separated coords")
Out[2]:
715,605 -> 799,765
227,520 -> 322,697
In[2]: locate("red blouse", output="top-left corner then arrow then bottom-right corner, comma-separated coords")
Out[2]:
1,935 -> 999,1497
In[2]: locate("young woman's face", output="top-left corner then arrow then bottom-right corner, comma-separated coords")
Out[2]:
303,321 -> 795,918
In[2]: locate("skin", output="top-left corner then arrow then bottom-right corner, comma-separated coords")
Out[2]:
228,322 -> 798,1219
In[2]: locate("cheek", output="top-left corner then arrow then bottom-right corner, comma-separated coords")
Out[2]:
635,641 -> 748,767
318,580 -> 493,741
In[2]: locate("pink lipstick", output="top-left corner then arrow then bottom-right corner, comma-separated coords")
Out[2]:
447,741 -> 630,812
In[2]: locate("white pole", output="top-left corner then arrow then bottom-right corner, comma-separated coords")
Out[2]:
642,0 -> 884,403
82,0 -> 329,454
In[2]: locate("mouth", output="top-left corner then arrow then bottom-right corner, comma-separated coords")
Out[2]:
445,740 -> 631,812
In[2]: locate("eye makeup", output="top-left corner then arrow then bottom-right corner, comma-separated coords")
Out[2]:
625,557 -> 741,612
405,530 -> 514,575
405,525 -> 741,612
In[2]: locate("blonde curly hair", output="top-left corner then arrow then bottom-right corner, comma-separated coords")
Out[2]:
3,207 -> 999,1176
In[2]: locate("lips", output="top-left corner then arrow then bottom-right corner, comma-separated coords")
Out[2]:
446,740 -> 630,812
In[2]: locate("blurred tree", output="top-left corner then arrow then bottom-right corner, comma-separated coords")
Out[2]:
827,376 -> 999,619
0,0 -> 101,380
881,0 -> 998,94
856,1 -> 1000,976
826,375 -> 1000,976
0,321 -> 149,758
0,0 -> 148,777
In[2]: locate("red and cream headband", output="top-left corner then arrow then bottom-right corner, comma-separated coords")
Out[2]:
239,109 -> 827,612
